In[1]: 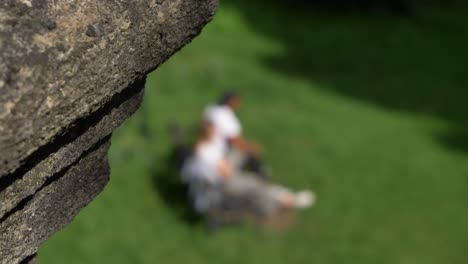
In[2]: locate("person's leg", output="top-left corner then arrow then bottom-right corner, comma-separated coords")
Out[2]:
222,173 -> 316,216
268,185 -> 316,209
221,173 -> 283,216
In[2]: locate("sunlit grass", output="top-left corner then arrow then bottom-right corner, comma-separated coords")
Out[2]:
39,3 -> 468,264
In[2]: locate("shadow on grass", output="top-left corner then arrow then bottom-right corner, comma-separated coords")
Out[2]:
225,0 -> 468,153
438,127 -> 468,154
149,152 -> 203,226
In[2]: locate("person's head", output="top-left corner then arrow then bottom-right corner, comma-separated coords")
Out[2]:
218,90 -> 241,111
198,120 -> 216,141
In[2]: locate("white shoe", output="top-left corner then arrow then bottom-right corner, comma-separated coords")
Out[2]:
294,190 -> 316,209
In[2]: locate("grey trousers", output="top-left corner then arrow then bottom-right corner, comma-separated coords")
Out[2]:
220,150 -> 283,216
220,173 -> 281,216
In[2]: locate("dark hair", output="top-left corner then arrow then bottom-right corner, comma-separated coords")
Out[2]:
218,90 -> 240,105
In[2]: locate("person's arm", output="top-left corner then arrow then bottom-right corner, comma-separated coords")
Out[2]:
217,159 -> 233,179
229,136 -> 262,156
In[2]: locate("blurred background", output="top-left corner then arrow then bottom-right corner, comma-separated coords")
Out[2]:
39,0 -> 468,263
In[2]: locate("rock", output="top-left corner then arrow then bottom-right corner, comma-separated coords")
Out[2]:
39,18 -> 56,31
1,138 -> 111,264
85,24 -> 104,38
0,0 -> 218,263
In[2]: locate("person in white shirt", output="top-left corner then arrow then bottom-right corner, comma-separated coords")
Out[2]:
204,91 -> 262,156
204,91 -> 265,177
181,121 -> 228,214
182,121 -> 315,217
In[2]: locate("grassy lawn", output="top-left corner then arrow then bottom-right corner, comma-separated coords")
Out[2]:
39,1 -> 468,263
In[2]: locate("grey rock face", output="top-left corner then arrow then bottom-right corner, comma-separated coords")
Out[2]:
0,0 -> 217,263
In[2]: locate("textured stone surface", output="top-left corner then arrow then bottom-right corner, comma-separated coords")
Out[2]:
1,139 -> 111,264
0,82 -> 144,220
0,0 -> 217,177
0,0 -> 217,263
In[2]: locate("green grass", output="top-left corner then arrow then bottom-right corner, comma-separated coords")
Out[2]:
39,2 -> 468,263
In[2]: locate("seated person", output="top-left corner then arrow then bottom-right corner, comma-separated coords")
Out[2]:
204,91 -> 265,176
181,121 -> 315,218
